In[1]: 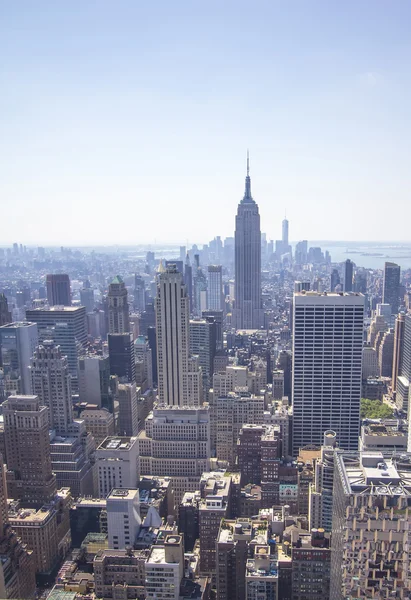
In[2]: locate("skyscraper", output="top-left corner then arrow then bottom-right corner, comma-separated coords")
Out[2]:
343,259 -> 353,292
107,275 -> 130,334
292,291 -> 364,455
133,274 -> 146,312
184,253 -> 193,313
0,293 -> 11,326
207,265 -> 223,311
46,273 -> 71,306
3,395 -> 57,506
234,155 -> 263,330
29,341 -> 73,434
108,332 -> 136,383
396,313 -> 411,413
331,451 -> 411,599
282,216 -> 289,246
26,306 -> 87,389
80,282 -> 94,313
330,268 -> 340,292
383,261 -> 401,315
392,313 -> 405,394
155,264 -> 201,406
0,321 -> 39,398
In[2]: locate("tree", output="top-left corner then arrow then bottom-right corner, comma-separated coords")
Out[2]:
360,398 -> 394,420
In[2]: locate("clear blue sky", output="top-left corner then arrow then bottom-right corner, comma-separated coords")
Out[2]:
1,1 -> 411,245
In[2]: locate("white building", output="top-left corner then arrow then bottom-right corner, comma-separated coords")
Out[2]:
331,451 -> 411,599
362,346 -> 379,379
292,291 -> 364,455
106,488 -> 141,549
156,265 -> 201,407
96,436 -> 139,498
145,534 -> 184,600
138,406 -> 210,505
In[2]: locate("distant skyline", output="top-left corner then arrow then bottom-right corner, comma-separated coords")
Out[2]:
1,1 -> 411,244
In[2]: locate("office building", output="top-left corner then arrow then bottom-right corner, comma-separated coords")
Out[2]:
80,284 -> 94,313
29,341 -> 73,434
213,392 -> 265,466
202,309 -> 224,352
80,408 -> 115,446
155,264 -> 201,406
96,436 -> 138,498
237,424 -> 280,487
199,472 -> 233,575
294,240 -> 308,265
193,259 -> 208,317
392,313 -> 405,394
107,488 -> 141,550
26,306 -> 87,388
207,265 -> 224,311
3,395 -> 57,506
291,529 -> 331,600
0,454 -> 36,598
362,345 -> 379,379
330,268 -> 340,292
133,274 -> 146,312
343,259 -> 353,292
94,548 -> 148,600
78,352 -> 112,408
0,293 -> 11,326
396,313 -> 411,413
216,518 -> 277,600
138,406 -> 210,505
117,382 -> 139,437
108,275 -> 130,334
46,273 -> 71,306
359,420 -> 407,452
383,261 -> 401,315
108,332 -> 136,383
378,327 -> 394,377
145,534 -> 184,600
292,292 -> 364,455
331,451 -> 411,599
190,318 -> 216,401
134,335 -> 153,390
0,321 -> 38,398
233,155 -> 263,330
49,427 -> 96,497
184,253 -> 193,313
179,491 -> 200,551
309,431 -> 338,532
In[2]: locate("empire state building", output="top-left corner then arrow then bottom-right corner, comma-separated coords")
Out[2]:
233,155 -> 263,330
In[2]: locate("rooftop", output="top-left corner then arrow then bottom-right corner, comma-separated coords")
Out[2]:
107,488 -> 138,501
97,436 -> 136,451
337,451 -> 411,495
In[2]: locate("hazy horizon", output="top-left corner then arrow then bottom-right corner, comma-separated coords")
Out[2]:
2,1 -> 411,245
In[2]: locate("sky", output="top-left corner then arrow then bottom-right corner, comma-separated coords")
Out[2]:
1,0 -> 411,246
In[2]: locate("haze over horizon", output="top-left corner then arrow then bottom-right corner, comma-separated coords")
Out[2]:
2,0 -> 411,245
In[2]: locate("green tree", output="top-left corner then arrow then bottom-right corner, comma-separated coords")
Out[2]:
360,398 -> 394,419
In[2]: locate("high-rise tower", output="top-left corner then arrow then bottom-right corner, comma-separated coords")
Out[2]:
292,291 -> 364,455
155,264 -> 201,406
282,216 -> 289,246
46,273 -> 71,306
29,341 -> 73,434
383,261 -> 401,315
107,276 -> 130,334
234,154 -> 263,330
0,294 -> 11,326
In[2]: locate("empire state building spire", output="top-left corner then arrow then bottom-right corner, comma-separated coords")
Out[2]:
242,150 -> 254,203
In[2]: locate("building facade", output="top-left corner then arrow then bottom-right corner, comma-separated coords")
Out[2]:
292,292 -> 364,455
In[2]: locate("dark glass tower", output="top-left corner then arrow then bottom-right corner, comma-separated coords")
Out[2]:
383,261 -> 401,315
234,155 -> 263,330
